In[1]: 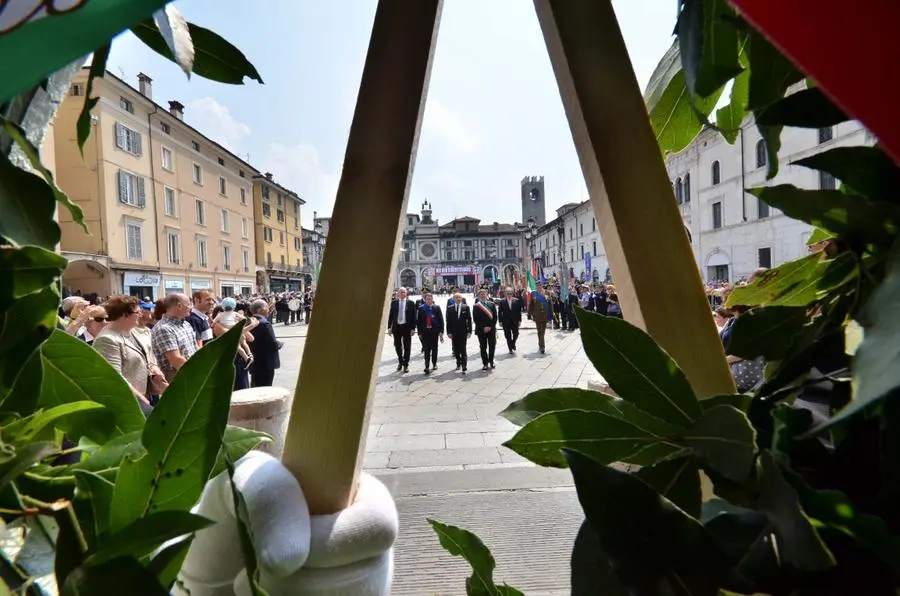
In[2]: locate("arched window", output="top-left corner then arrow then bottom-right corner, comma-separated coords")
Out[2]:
683,174 -> 691,203
675,178 -> 683,204
711,160 -> 721,185
755,139 -> 767,168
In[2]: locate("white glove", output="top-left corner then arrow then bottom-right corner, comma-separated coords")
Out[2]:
174,451 -> 398,596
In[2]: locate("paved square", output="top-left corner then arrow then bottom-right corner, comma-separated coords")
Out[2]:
272,315 -> 599,473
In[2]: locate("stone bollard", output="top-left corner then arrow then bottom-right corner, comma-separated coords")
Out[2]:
229,386 -> 294,458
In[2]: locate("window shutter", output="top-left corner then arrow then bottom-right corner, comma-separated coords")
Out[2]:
137,177 -> 146,207
117,170 -> 127,203
115,123 -> 124,149
134,132 -> 143,156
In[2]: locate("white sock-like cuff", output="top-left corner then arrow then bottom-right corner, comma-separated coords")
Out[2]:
234,550 -> 394,596
305,472 -> 398,569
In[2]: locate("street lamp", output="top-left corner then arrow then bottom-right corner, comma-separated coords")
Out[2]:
524,218 -> 537,283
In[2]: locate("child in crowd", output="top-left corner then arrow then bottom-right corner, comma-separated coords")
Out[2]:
214,297 -> 254,367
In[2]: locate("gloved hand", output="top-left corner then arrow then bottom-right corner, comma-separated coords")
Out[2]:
174,451 -> 398,596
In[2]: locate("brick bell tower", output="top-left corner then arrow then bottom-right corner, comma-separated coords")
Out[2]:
521,175 -> 546,226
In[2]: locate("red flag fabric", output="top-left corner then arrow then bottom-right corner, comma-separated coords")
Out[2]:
729,0 -> 900,165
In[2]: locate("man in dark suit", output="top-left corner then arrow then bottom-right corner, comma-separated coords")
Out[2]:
473,288 -> 498,370
567,285 -> 581,331
386,287 -> 416,373
248,299 -> 281,387
588,284 -> 609,315
498,286 -> 522,354
416,292 -> 444,374
445,292 -> 472,373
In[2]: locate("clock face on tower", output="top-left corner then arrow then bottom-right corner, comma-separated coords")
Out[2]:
529,188 -> 541,201
420,242 -> 436,258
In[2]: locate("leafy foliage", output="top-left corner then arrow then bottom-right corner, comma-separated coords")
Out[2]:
427,519 -> 523,595
433,1 -> 900,594
1,7 -> 266,592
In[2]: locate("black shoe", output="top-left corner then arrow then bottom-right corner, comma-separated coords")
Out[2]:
508,349 -> 513,354
433,363 -> 438,370
424,368 -> 430,374
403,366 -> 409,373
462,367 -> 467,373
396,364 -> 402,371
490,362 -> 495,369
482,365 -> 488,371
456,364 -> 461,371
540,348 -> 545,354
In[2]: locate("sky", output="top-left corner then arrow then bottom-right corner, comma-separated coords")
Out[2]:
108,0 -> 676,227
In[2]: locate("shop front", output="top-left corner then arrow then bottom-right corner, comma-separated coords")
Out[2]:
189,278 -> 213,296
163,278 -> 185,295
123,272 -> 161,300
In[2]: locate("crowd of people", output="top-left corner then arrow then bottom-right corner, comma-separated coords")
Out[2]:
385,281 -> 623,374
57,289 -> 293,416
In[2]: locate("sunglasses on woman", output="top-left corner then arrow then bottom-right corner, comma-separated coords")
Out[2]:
93,316 -> 108,322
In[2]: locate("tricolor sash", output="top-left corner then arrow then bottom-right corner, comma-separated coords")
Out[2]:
475,301 -> 493,321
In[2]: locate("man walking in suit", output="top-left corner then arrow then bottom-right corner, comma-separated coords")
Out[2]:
498,286 -> 522,353
248,299 -> 281,387
387,287 -> 416,373
446,292 -> 472,373
528,283 -> 550,354
473,288 -> 498,371
416,292 -> 444,374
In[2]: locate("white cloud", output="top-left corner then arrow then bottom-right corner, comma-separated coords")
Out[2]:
258,142 -> 340,218
186,97 -> 251,152
421,98 -> 478,154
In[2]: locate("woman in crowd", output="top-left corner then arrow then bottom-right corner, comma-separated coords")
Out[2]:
92,295 -> 166,416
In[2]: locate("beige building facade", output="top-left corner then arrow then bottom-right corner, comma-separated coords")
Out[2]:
252,173 -> 305,293
54,70 -> 258,299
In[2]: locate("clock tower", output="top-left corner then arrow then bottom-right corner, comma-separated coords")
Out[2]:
521,175 -> 546,226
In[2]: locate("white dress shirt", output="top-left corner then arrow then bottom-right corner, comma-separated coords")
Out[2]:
397,299 -> 406,325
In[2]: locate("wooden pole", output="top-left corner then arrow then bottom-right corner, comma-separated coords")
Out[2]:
534,0 -> 735,398
280,0 -> 443,514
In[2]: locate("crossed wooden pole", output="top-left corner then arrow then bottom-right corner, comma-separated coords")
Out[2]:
281,0 -> 735,515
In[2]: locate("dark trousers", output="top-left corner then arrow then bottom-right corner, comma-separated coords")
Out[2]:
234,355 -> 250,390
251,367 -> 275,387
289,310 -> 298,324
422,333 -> 439,368
451,334 -> 468,367
477,332 -> 496,366
536,321 -> 547,350
503,323 -> 519,351
393,329 -> 412,366
304,309 -> 310,323
569,309 -> 579,330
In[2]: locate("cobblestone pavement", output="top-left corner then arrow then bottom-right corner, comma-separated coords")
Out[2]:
273,317 -> 599,473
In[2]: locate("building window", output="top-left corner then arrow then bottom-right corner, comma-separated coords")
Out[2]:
262,203 -> 271,218
818,126 -> 834,144
222,245 -> 231,270
164,187 -> 176,217
125,222 -> 142,260
217,157 -> 225,166
294,237 -> 301,250
220,209 -> 229,233
755,139 -> 767,168
218,176 -> 227,196
445,251 -> 452,261
119,96 -> 134,113
712,201 -> 723,229
114,122 -> 142,156
408,217 -> 414,226
505,249 -> 516,258
592,217 -> 596,231
197,237 -> 208,268
580,244 -> 585,258
569,228 -> 573,240
819,171 -> 837,190
192,163 -> 203,185
166,231 -> 180,264
277,209 -> 285,223
297,258 -> 301,267
191,140 -> 200,151
240,188 -> 246,205
195,199 -> 205,225
277,194 -> 283,207
160,146 -> 173,171
580,223 -> 584,236
70,84 -> 83,97
675,178 -> 683,204
239,169 -> 245,178
116,170 -> 146,207
280,255 -> 285,265
758,247 -> 772,269
711,160 -> 721,185
266,251 -> 272,264
263,227 -> 273,242
570,248 -> 574,261
758,197 -> 770,219
293,201 -> 300,217
279,231 -> 285,245
593,240 -> 597,256
161,122 -> 170,134
262,186 -> 270,201
242,248 -> 250,272
241,217 -> 249,239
